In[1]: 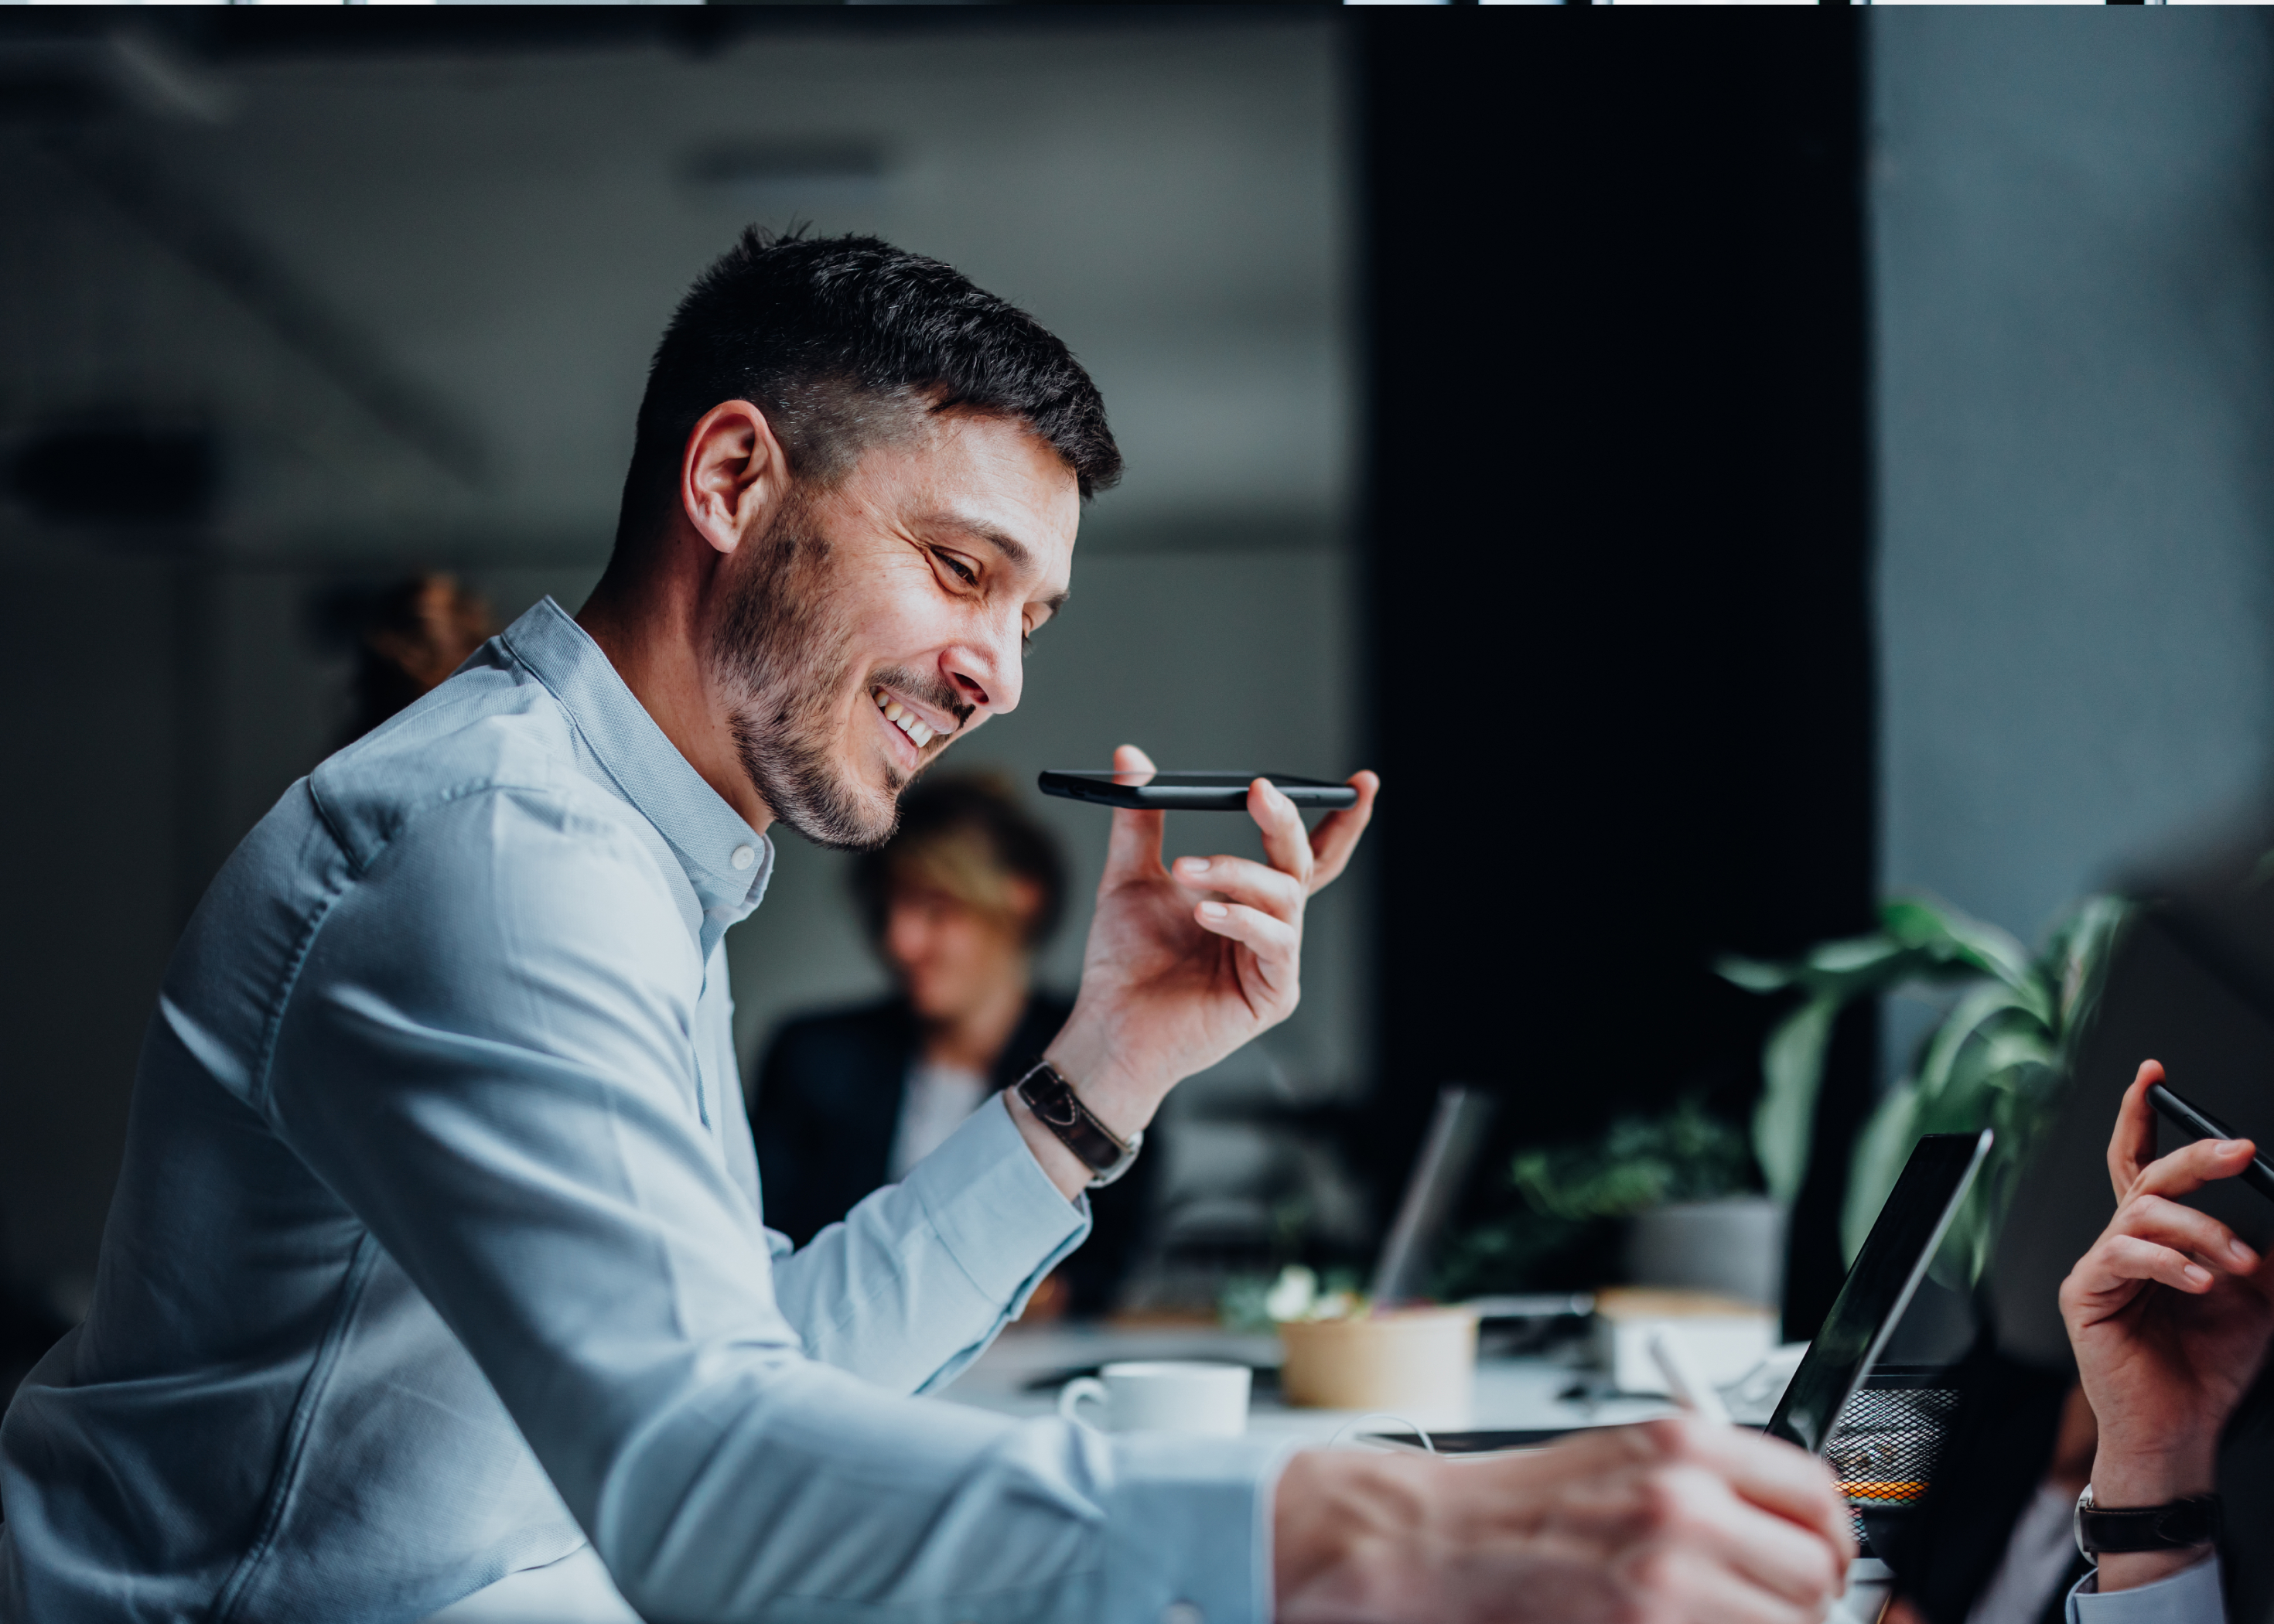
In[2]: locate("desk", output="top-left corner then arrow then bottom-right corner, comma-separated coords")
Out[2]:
945,1325 -> 1889,1622
940,1323 -> 1681,1443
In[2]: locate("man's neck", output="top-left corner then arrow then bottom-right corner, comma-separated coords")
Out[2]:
577,555 -> 775,836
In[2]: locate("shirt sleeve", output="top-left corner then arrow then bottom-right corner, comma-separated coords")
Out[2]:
769,1093 -> 1092,1394
2067,1554 -> 2224,1624
264,786 -> 1278,1624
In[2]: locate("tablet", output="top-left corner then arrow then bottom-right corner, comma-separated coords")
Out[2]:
1764,1131 -> 1992,1455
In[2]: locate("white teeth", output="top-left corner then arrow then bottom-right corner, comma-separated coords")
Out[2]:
874,689 -> 945,749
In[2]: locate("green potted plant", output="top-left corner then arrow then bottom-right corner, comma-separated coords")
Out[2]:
1719,893 -> 2131,1282
1432,1099 -> 1760,1300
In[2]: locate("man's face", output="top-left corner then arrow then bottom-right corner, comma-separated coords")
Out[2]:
708,411 -> 1077,848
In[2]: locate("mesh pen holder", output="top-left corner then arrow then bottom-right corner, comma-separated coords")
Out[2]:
1821,1367 -> 1963,1553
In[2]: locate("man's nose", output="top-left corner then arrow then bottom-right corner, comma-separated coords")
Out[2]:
944,627 -> 1021,718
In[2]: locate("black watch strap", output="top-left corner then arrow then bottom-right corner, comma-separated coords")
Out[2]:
2074,1488 -> 2223,1556
1015,1061 -> 1142,1187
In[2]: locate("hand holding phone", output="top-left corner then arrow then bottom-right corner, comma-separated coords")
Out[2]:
2059,1060 -> 2274,1589
2146,1080 -> 2274,1203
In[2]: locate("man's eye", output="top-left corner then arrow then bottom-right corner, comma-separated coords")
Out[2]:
933,550 -> 978,586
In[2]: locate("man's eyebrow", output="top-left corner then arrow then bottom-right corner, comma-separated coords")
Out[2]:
937,513 -> 1036,575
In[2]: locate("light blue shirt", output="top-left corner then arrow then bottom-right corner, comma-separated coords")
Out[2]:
0,599 -> 1281,1624
2068,1554 -> 2224,1624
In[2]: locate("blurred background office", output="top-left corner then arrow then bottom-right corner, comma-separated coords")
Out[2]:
10,5 -> 2274,1451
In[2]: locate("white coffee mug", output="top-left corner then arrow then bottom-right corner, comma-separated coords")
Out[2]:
1056,1360 -> 1251,1438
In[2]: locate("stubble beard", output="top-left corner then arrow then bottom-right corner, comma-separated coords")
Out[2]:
708,496 -> 898,850
709,495 -> 968,852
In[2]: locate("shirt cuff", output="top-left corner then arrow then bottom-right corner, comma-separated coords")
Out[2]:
2068,1553 -> 2224,1624
1101,1434 -> 1292,1624
902,1093 -> 1090,1310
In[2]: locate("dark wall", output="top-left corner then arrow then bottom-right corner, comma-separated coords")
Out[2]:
1358,18 -> 1877,1337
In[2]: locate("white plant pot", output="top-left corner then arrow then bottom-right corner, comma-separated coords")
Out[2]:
1623,1196 -> 1787,1310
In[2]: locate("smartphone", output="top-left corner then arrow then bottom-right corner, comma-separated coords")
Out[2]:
1037,770 -> 1357,812
2146,1082 -> 2274,1203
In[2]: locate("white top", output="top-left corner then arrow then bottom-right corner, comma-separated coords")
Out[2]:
889,1059 -> 994,1179
1970,1482 -> 2086,1624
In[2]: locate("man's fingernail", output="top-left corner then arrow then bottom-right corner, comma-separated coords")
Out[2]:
2234,1239 -> 2257,1264
1199,901 -> 1227,920
2185,1264 -> 2214,1287
1180,858 -> 1210,874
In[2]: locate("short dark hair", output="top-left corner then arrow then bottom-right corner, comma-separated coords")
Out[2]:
851,773 -> 1068,950
613,228 -> 1121,552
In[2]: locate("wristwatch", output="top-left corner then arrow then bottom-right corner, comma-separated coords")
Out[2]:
2074,1486 -> 2223,1557
1015,1060 -> 1143,1188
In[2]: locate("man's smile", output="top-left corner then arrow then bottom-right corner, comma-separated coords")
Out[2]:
871,684 -> 958,762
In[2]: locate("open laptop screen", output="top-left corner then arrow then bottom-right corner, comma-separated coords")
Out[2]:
1765,1131 -> 1992,1455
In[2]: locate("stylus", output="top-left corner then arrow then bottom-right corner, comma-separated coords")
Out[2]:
1648,1330 -> 1733,1428
2146,1082 -> 2274,1203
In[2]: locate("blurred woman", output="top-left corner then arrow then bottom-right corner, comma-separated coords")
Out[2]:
749,775 -> 1154,1318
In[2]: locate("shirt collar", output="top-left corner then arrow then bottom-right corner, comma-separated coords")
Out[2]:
499,597 -> 773,928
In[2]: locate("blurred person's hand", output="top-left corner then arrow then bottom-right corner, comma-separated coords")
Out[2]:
1018,744 -> 1377,1194
2060,1059 -> 2274,1590
1272,1417 -> 1854,1623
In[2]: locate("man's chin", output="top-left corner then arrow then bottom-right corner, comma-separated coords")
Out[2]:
794,765 -> 913,851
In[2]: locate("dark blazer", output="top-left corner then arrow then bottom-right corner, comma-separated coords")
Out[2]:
749,992 -> 1156,1317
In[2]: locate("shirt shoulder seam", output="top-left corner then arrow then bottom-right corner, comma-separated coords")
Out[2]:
254,779 -> 672,1111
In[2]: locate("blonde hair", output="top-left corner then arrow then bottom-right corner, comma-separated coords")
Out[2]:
852,773 -> 1067,947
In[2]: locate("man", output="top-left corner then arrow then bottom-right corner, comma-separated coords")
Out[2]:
0,230 -> 1851,1623
2057,1059 -> 2274,1622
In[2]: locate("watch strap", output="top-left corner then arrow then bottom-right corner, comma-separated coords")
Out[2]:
1015,1061 -> 1142,1187
2074,1487 -> 2223,1556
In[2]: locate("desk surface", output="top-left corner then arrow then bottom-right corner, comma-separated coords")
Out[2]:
939,1324 -> 1680,1444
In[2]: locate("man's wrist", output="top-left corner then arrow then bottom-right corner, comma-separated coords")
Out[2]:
1040,1025 -> 1163,1144
2089,1441 -> 2218,1508
2084,1445 -> 2222,1595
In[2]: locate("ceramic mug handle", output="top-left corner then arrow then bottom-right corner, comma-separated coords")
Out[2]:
1057,1377 -> 1108,1429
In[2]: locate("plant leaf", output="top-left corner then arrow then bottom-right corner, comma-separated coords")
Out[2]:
1842,1086 -> 1921,1264
1754,993 -> 1838,1206
1881,896 -> 2038,995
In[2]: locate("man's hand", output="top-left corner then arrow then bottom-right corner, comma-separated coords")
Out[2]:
2060,1059 -> 2274,1590
1272,1418 -> 1854,1623
1016,745 -> 1377,1196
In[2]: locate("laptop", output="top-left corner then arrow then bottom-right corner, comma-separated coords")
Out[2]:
1375,1128 -> 1992,1457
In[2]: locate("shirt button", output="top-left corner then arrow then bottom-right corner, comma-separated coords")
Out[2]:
730,844 -> 756,871
1162,1605 -> 1204,1624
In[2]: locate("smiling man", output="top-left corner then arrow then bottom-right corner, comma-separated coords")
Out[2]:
0,232 -> 1851,1624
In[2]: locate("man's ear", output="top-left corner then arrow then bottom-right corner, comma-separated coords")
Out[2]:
680,400 -> 788,558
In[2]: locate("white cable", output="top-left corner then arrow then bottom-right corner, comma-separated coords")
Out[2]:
1326,1412 -> 1436,1454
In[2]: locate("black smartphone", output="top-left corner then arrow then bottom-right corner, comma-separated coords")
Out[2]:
2146,1082 -> 2274,1203
1037,770 -> 1357,812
